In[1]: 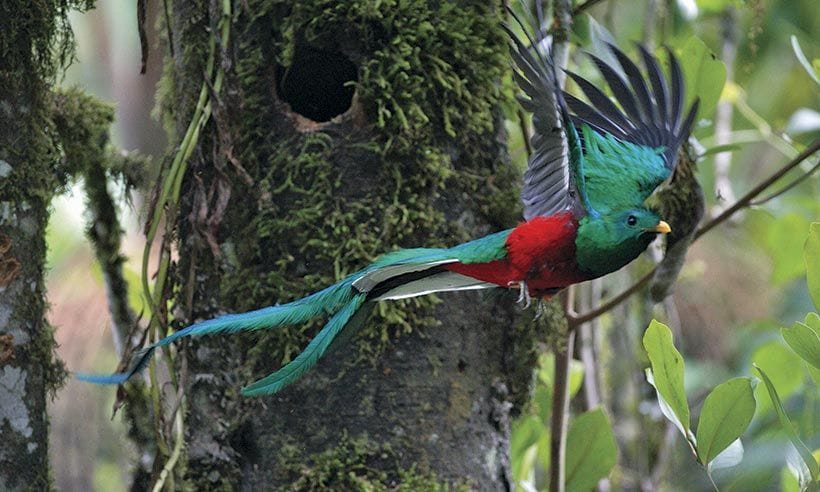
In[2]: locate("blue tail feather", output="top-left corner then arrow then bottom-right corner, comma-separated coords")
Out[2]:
77,243 -> 498,395
76,278 -> 357,387
241,294 -> 367,397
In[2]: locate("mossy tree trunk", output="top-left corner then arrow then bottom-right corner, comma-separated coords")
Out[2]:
0,2 -> 86,488
161,1 -> 550,488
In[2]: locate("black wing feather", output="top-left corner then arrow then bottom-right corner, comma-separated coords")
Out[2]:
585,54 -> 643,124
568,43 -> 699,172
504,7 -> 579,221
638,45 -> 669,124
565,71 -> 634,135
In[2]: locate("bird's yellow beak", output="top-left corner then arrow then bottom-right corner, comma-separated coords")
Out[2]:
647,220 -> 672,234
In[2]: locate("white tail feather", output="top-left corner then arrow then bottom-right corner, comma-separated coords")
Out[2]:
373,271 -> 495,301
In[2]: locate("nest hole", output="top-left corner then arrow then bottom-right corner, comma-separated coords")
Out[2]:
276,44 -> 358,123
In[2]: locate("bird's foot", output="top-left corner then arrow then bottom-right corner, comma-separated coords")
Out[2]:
507,280 -> 532,309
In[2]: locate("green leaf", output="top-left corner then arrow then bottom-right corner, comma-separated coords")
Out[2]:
752,341 -> 805,415
782,315 -> 820,370
643,320 -> 691,439
566,408 -> 618,492
537,353 -> 585,400
511,415 -> 545,482
791,36 -> 820,85
675,36 -> 727,121
696,377 -> 756,466
781,463 -> 801,492
698,143 -> 742,158
806,222 -> 820,310
769,214 -> 812,285
754,365 -> 820,482
709,439 -> 744,472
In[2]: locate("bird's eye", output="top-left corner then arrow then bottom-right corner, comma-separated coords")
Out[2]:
627,215 -> 638,226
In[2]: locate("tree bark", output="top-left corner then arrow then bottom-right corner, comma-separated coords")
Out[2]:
154,0 -> 545,489
0,2 -> 76,488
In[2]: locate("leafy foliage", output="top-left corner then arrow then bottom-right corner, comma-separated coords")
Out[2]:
675,36 -> 728,121
565,408 -> 617,492
509,1 -> 818,489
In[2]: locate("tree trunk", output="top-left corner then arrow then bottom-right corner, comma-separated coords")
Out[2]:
0,2 -> 76,488
159,0 -> 547,488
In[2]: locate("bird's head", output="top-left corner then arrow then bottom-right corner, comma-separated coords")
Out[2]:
576,207 -> 671,277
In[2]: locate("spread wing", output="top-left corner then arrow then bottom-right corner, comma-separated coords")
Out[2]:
563,44 -> 699,206
504,7 -> 589,221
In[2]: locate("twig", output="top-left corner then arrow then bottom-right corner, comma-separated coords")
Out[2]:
571,0 -> 607,17
152,398 -> 185,492
162,0 -> 175,58
550,331 -> 575,492
579,281 -> 602,410
711,8 -> 738,216
137,0 -> 149,74
83,150 -> 137,357
568,139 -> 820,325
568,270 -> 653,328
748,158 -> 820,206
551,1 -> 573,491
694,139 -> 819,239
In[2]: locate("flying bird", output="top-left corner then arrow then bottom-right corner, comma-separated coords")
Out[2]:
78,14 -> 697,397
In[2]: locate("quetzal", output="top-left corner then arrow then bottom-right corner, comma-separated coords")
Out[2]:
78,18 -> 697,397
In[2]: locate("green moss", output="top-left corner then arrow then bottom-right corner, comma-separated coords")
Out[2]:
278,432 -> 468,491
208,0 -> 519,372
161,1 -> 529,483
0,0 -> 100,408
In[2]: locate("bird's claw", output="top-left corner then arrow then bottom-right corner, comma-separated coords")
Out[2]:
508,280 -> 532,309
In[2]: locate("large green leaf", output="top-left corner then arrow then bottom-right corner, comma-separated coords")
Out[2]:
754,365 -> 819,483
643,320 -> 691,440
537,353 -> 586,400
566,408 -> 618,492
675,36 -> 727,121
792,36 -> 820,85
511,415 -> 545,483
695,377 -> 756,466
782,314 -> 820,370
806,222 -> 820,310
709,439 -> 744,472
771,214 -> 813,284
752,341 -> 805,415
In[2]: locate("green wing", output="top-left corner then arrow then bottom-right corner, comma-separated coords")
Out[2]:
563,45 -> 699,212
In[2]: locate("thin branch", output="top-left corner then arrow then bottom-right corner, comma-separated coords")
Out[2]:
568,270 -> 653,328
137,0 -> 149,74
694,139 -> 819,240
568,139 -> 820,326
748,158 -> 820,206
571,0 -> 607,17
579,280 -> 603,410
711,8 -> 738,215
550,331 -> 575,492
550,1 -> 573,492
84,158 -> 137,356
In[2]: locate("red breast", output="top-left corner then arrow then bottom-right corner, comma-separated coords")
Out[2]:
444,212 -> 586,293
